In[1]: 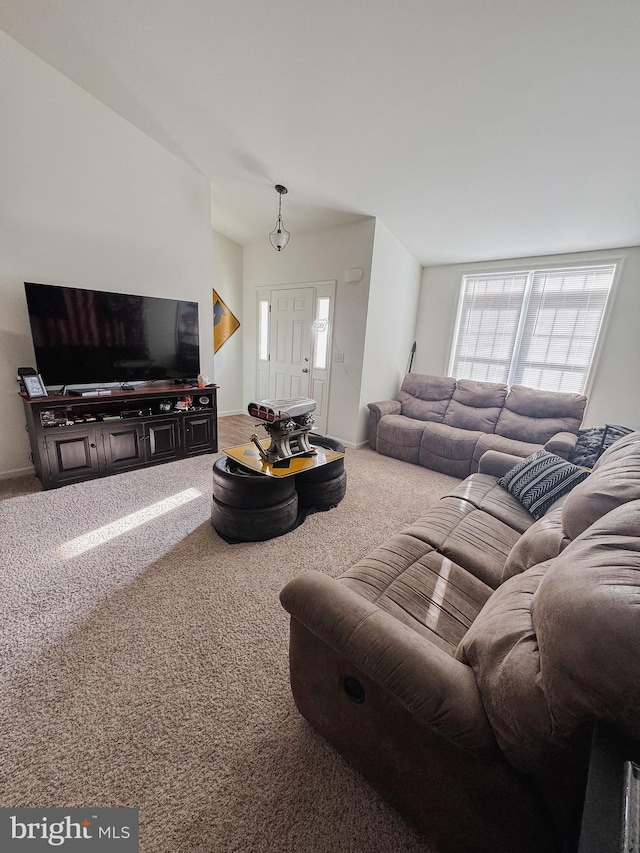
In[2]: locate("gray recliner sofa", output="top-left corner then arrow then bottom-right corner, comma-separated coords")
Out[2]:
280,431 -> 640,852
368,373 -> 587,477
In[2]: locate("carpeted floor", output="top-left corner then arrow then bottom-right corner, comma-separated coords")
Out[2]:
0,434 -> 459,852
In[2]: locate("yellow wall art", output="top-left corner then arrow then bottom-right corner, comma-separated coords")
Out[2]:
212,289 -> 240,353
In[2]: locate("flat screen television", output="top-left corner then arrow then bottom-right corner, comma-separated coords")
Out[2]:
24,282 -> 200,387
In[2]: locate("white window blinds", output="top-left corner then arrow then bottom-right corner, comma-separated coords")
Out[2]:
450,264 -> 616,394
450,273 -> 528,384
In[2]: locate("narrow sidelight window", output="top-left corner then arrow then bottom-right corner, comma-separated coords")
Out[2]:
258,299 -> 269,361
313,296 -> 331,370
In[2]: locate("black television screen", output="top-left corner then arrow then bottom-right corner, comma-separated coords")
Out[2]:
24,282 -> 200,387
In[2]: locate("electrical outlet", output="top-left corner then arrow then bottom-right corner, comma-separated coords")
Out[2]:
333,352 -> 344,362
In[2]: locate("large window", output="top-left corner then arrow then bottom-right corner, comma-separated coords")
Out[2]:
449,264 -> 616,394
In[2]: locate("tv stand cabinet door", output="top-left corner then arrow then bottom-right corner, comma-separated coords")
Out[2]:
144,418 -> 180,462
183,412 -> 216,455
101,423 -> 146,472
44,431 -> 101,486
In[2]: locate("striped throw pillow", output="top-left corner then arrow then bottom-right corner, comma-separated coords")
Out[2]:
498,449 -> 589,520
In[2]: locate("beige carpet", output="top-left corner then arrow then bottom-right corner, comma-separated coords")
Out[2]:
0,443 -> 459,852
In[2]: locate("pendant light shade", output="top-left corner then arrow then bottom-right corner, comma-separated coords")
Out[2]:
269,184 -> 290,251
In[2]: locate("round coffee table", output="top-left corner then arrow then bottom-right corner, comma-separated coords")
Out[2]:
211,435 -> 346,542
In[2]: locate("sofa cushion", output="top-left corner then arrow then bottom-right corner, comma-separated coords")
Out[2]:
445,474 -> 535,535
498,450 -> 589,520
495,386 -> 587,444
402,496 -> 476,547
443,379 -> 507,432
472,433 -> 548,472
376,414 -> 425,464
338,532 -> 492,654
397,373 -> 456,422
405,497 -> 523,588
501,505 -> 569,582
418,422 -> 483,478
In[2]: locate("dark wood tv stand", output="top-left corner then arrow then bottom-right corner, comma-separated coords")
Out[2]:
21,384 -> 218,490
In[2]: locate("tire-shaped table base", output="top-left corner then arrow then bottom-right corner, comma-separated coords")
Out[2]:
211,435 -> 346,542
295,435 -> 347,509
211,456 -> 298,541
212,455 -> 296,508
211,492 -> 299,542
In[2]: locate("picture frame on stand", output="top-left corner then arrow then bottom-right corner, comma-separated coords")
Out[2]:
23,373 -> 48,399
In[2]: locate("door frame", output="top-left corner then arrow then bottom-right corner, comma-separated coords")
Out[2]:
255,280 -> 336,436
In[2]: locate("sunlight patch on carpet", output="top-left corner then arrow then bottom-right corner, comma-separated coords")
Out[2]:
57,488 -> 202,559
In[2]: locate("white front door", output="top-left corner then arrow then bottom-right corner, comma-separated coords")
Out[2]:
255,281 -> 335,436
269,287 -> 314,399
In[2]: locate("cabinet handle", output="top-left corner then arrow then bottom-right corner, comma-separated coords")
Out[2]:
90,443 -> 97,448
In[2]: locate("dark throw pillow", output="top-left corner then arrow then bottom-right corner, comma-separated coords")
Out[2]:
498,449 -> 589,520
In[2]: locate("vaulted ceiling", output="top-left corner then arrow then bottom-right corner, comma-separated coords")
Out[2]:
1,0 -> 639,265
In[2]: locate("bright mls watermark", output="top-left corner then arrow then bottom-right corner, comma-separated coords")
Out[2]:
0,809 -> 138,851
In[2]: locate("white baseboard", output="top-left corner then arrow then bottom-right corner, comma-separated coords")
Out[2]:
325,436 -> 370,450
0,465 -> 35,481
218,409 -> 246,417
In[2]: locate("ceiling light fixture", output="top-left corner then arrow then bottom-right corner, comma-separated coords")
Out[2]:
269,184 -> 290,252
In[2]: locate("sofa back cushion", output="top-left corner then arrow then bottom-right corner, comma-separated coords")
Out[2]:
561,431 -> 640,540
501,504 -> 569,581
443,379 -> 507,432
495,386 -> 587,444
397,373 -> 456,422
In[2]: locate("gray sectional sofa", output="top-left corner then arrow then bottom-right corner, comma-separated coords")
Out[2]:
368,373 -> 587,477
280,431 -> 640,853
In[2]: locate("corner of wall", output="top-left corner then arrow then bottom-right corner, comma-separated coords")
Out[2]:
360,221 -> 422,435
212,229 -> 244,415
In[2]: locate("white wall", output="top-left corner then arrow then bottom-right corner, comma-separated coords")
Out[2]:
0,31 -> 214,478
242,219 -> 376,447
361,220 -> 422,437
212,230 -> 244,415
415,246 -> 640,428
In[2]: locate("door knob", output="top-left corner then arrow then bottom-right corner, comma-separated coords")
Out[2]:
302,368 -> 309,373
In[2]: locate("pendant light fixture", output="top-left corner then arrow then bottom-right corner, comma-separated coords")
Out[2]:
269,184 -> 290,252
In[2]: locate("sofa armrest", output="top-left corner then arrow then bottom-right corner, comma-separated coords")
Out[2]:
544,431 -> 579,459
280,571 -> 497,757
478,450 -> 525,478
367,400 -> 401,449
